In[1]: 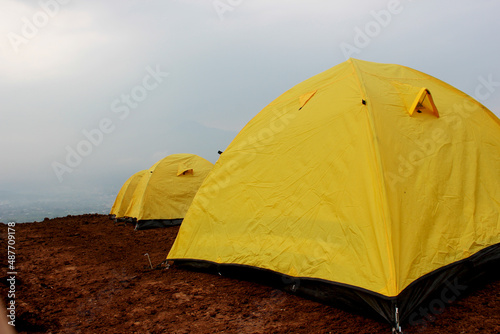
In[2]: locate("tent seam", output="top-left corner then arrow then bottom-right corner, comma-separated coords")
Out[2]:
348,58 -> 398,296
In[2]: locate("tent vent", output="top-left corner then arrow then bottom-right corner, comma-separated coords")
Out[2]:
362,99 -> 366,105
177,163 -> 194,176
391,81 -> 439,118
409,88 -> 439,117
298,90 -> 317,110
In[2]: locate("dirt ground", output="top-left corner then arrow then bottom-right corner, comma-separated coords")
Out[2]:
1,214 -> 499,334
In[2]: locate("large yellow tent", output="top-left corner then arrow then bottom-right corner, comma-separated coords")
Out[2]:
125,153 -> 213,230
110,170 -> 148,219
167,59 -> 500,329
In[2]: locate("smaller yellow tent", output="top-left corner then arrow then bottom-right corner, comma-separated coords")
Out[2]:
125,154 -> 213,230
110,170 -> 148,219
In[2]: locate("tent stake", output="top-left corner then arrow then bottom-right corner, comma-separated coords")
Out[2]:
144,253 -> 153,269
392,306 -> 402,333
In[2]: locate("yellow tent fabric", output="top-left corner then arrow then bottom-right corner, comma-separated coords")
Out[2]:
125,154 -> 213,225
110,170 -> 148,218
167,59 -> 500,326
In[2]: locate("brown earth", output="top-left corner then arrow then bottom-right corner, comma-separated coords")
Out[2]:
0,214 -> 499,334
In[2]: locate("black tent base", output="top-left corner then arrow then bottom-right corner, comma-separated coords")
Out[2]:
170,243 -> 500,330
172,260 -> 393,326
135,218 -> 183,230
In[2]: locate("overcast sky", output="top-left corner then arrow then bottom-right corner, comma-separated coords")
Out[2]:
1,0 -> 499,221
